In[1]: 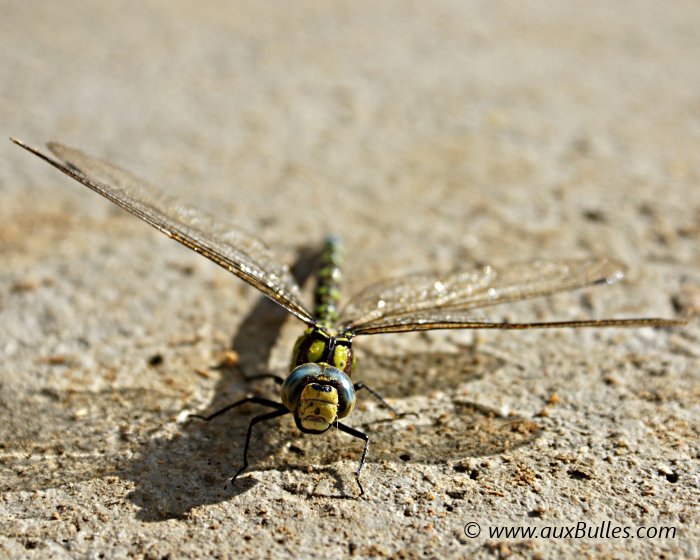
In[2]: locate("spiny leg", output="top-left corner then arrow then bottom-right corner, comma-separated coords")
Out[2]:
354,382 -> 417,420
233,408 -> 291,485
189,396 -> 284,422
337,422 -> 370,497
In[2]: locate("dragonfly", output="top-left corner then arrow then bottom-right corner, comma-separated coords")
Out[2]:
11,138 -> 685,496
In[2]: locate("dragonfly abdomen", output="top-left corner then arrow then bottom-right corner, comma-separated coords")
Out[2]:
314,235 -> 343,328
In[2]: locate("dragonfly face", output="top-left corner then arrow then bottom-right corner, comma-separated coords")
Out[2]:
284,326 -> 357,433
281,362 -> 356,433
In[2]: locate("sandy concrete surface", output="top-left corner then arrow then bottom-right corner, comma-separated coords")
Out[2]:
1,1 -> 698,558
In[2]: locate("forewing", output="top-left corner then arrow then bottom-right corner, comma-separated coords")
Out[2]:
12,139 -> 314,323
349,308 -> 683,336
340,258 -> 627,331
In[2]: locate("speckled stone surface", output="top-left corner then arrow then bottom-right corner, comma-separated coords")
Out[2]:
1,1 -> 698,558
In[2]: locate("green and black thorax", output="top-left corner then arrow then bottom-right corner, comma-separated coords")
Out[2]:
291,327 -> 355,375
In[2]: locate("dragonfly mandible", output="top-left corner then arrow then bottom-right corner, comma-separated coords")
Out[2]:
11,138 -> 685,495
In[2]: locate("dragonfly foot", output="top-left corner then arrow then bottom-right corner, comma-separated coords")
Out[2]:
231,465 -> 247,486
354,473 -> 365,497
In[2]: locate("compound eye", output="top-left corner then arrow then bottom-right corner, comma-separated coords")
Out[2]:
281,363 -> 322,411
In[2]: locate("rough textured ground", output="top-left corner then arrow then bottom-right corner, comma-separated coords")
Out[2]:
1,1 -> 698,558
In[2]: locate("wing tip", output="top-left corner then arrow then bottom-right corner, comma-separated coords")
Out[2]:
10,137 -> 65,166
9,137 -> 29,149
10,137 -> 44,158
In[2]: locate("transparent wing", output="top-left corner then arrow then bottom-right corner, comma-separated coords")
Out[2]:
340,258 -> 625,329
11,139 -> 315,324
348,309 -> 684,336
339,258 -> 670,334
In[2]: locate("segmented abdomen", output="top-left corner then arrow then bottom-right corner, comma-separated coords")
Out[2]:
314,235 -> 342,328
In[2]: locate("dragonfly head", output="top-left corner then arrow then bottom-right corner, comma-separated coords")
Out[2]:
281,363 -> 356,434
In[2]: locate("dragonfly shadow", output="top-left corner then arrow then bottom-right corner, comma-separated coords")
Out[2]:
139,330 -> 538,507
220,400 -> 541,490
1,247 -> 537,520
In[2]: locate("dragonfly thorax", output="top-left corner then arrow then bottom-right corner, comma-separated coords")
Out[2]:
290,326 -> 355,375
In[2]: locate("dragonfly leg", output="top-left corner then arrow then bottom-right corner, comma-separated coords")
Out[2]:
189,396 -> 285,422
336,422 -> 370,497
232,408 -> 291,485
355,382 -> 418,419
354,382 -> 399,416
